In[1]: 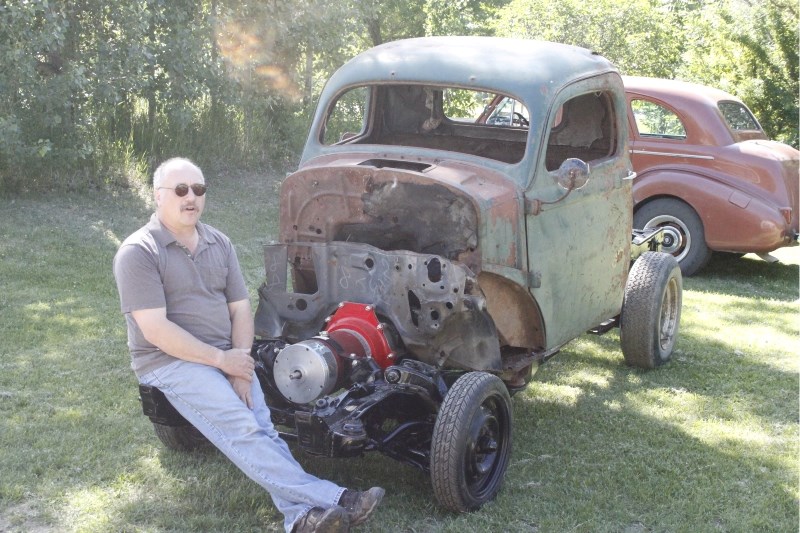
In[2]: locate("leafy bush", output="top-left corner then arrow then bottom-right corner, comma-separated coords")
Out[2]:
1,0 -> 796,195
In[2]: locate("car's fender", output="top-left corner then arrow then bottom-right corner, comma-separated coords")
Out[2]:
633,169 -> 791,253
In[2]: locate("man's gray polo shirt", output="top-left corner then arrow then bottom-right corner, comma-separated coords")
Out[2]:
113,214 -> 249,377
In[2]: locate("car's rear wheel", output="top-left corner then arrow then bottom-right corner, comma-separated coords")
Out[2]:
430,372 -> 512,512
634,198 -> 711,276
620,252 -> 682,369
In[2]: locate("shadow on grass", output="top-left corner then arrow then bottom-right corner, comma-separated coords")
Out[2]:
501,335 -> 798,532
691,253 -> 799,301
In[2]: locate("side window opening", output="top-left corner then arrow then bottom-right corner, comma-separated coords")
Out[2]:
545,91 -> 617,172
630,99 -> 686,139
322,86 -> 369,145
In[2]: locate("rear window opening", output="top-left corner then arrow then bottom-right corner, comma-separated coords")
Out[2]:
718,101 -> 761,132
321,84 -> 529,164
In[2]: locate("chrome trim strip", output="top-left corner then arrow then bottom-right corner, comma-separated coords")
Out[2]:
630,149 -> 715,160
622,170 -> 637,181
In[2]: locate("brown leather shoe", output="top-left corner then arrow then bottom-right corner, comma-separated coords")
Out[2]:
338,487 -> 385,526
293,506 -> 349,533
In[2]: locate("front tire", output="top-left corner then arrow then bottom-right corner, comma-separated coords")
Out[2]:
430,372 -> 512,512
634,198 -> 711,276
621,252 -> 682,369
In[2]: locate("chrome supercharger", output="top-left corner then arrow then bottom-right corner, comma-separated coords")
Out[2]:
271,302 -> 397,405
253,300 -> 448,461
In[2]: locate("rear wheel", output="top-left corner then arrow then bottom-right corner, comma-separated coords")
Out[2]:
634,198 -> 711,276
152,422 -> 209,452
430,372 -> 512,512
621,252 -> 682,369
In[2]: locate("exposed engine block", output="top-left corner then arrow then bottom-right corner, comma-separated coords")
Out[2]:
272,302 -> 394,404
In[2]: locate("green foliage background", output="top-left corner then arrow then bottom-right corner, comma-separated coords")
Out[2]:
0,0 -> 797,193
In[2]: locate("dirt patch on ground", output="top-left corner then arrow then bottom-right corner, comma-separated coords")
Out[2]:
0,501 -> 54,533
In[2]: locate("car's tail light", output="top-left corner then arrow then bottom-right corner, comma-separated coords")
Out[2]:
779,207 -> 793,225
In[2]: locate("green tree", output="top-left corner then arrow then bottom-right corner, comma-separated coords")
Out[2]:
424,0 -> 508,36
0,0 -> 318,192
0,1 -> 90,189
491,0 -> 685,77
726,0 -> 798,146
2,0 -> 795,193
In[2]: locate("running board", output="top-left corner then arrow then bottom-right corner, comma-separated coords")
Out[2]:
588,317 -> 619,335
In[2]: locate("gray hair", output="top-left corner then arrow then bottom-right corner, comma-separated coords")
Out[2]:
152,157 -> 203,189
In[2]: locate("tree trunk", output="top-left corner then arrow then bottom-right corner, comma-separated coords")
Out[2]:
365,16 -> 382,46
303,44 -> 314,109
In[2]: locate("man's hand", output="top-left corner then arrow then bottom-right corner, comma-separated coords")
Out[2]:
218,348 -> 255,381
228,375 -> 253,409
132,307 -> 256,376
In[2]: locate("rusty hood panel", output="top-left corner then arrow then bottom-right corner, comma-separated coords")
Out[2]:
279,153 -> 524,272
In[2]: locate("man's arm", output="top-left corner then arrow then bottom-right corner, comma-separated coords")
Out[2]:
226,298 -> 256,407
131,307 -> 254,380
228,298 -> 254,350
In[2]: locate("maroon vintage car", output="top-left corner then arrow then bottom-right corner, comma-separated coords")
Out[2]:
624,76 -> 799,275
478,77 -> 799,275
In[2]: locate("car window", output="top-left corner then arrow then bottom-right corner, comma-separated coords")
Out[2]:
545,91 -> 617,171
440,89 -> 491,123
470,95 -> 530,128
322,86 -> 370,145
718,101 -> 761,131
630,99 -> 686,139
321,84 -> 529,164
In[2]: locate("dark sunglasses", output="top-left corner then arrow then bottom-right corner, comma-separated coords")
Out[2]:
158,183 -> 208,197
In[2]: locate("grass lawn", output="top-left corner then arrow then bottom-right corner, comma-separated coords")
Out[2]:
1,171 -> 797,532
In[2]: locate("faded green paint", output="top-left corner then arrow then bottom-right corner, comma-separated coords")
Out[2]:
525,74 -> 633,349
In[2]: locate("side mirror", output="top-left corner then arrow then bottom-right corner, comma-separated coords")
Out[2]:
555,158 -> 590,190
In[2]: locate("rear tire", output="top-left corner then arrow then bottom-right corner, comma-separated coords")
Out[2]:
152,422 -> 209,452
621,252 -> 682,369
634,198 -> 711,276
430,372 -> 512,512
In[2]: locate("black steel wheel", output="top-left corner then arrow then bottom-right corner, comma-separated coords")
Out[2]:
152,422 -> 209,452
621,252 -> 683,369
634,198 -> 711,276
430,372 -> 512,512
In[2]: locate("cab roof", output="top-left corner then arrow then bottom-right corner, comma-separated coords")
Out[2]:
322,36 -> 617,101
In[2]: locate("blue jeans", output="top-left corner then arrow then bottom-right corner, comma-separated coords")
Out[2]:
139,360 -> 345,532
